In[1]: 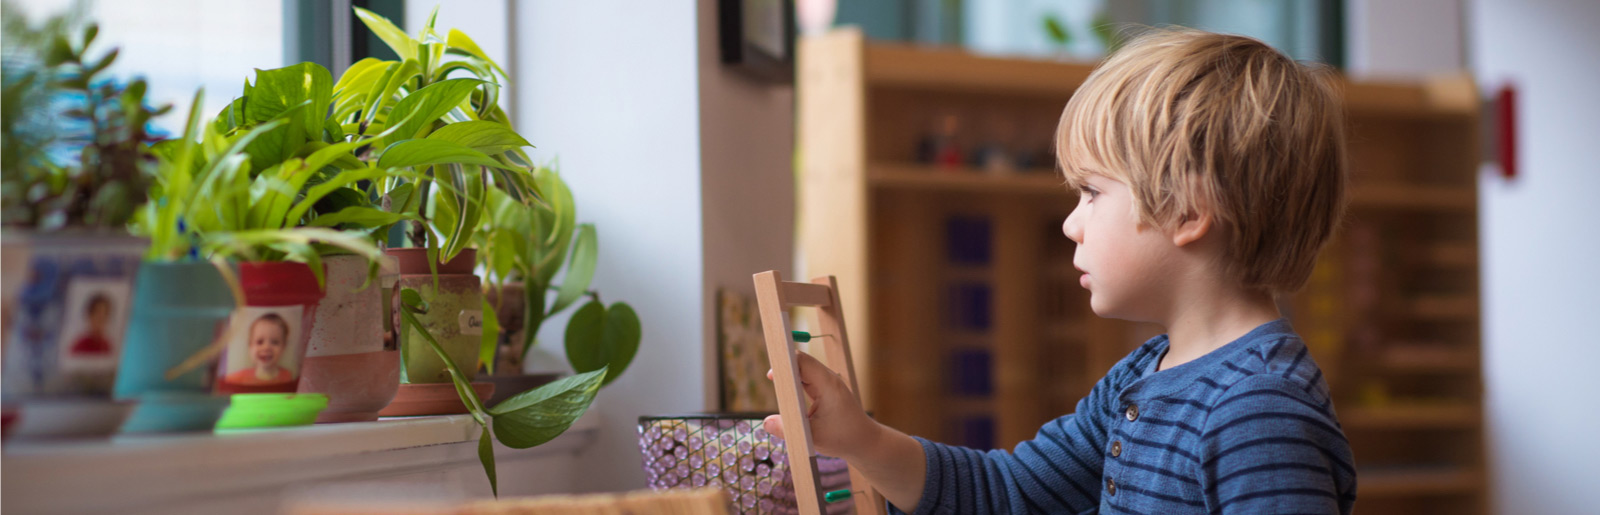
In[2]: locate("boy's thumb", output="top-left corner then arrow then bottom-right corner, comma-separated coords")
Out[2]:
763,414 -> 786,441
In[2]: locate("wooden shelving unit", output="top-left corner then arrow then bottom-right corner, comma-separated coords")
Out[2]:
798,28 -> 1484,514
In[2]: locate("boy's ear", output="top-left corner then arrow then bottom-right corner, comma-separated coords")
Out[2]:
1171,211 -> 1213,248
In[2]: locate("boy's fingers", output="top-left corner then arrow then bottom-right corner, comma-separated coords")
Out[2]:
792,351 -> 836,385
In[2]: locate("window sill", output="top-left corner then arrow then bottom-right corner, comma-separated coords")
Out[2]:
2,409 -> 602,514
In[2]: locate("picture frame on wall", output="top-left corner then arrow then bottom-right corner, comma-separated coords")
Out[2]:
718,0 -> 796,82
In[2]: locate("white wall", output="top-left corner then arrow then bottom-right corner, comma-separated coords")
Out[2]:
1346,0 -> 1465,77
695,0 -> 798,411
509,1 -> 706,493
1469,1 -> 1600,513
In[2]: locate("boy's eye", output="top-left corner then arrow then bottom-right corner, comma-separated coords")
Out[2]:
1079,186 -> 1099,200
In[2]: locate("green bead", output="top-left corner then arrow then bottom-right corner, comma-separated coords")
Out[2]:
825,489 -> 853,503
791,330 -> 812,343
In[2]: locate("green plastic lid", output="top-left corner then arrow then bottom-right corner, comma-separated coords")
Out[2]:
214,393 -> 329,430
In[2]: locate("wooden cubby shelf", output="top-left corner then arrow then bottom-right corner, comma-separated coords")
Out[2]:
799,28 -> 1485,514
1359,467 -> 1482,498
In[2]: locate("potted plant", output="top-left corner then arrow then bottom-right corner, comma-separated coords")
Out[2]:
202,59 -> 421,422
114,93 -> 238,433
478,165 -> 641,406
1,8 -> 162,439
175,61 -> 394,405
331,7 -> 545,415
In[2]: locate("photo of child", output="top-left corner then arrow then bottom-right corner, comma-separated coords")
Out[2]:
70,294 -> 114,356
221,308 -> 303,388
56,279 -> 132,373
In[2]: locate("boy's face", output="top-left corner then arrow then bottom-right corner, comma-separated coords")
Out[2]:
87,301 -> 110,331
248,319 -> 287,367
1062,173 -> 1180,321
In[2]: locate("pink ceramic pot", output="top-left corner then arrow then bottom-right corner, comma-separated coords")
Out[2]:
296,255 -> 400,422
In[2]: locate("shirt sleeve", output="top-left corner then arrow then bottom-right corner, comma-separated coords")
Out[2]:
891,370 -> 1123,514
1199,374 -> 1357,514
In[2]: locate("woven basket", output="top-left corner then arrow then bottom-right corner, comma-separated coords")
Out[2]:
637,414 -> 855,514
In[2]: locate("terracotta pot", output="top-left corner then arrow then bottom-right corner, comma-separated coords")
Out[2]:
296,255 -> 400,422
299,350 -> 400,422
216,262 -> 325,395
485,282 -> 532,375
387,248 -> 483,384
1,231 -> 145,439
378,381 -> 494,417
388,247 -> 476,275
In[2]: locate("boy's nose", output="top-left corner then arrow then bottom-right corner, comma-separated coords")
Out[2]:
1062,208 -> 1085,244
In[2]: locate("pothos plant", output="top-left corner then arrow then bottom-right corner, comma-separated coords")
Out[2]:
334,6 -> 542,278
477,166 -> 641,387
396,286 -> 606,497
336,6 -> 613,496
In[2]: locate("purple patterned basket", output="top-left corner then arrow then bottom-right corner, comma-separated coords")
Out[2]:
638,414 -> 856,514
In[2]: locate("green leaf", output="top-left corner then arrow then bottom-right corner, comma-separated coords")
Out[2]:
333,57 -> 389,99
480,297 -> 501,376
244,62 -> 333,133
440,165 -> 487,262
1044,14 -> 1071,46
400,287 -> 425,311
202,227 -> 382,264
487,367 -> 606,449
478,426 -> 498,497
384,78 -> 488,145
564,302 -> 639,388
353,6 -> 417,61
282,167 -> 393,227
364,60 -> 419,126
308,206 -> 417,228
426,120 -> 531,155
598,303 -> 640,387
447,28 -> 508,78
549,224 -> 597,314
564,301 -> 604,373
376,139 -> 513,170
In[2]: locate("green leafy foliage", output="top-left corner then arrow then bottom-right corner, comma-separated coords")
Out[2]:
2,8 -> 163,230
346,6 -> 540,264
474,165 -> 641,389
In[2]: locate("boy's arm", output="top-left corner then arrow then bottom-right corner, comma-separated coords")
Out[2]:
885,381 -> 1116,514
1200,374 -> 1357,514
767,351 -> 1122,514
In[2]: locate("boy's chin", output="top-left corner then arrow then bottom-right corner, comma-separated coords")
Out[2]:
1088,296 -> 1141,322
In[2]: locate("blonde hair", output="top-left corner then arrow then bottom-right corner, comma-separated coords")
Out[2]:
1056,27 -> 1347,294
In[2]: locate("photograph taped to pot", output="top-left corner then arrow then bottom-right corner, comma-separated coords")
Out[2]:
56,278 -> 132,375
3,245 -> 141,398
221,307 -> 305,389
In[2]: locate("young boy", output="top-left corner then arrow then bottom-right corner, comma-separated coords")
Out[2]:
767,28 -> 1356,514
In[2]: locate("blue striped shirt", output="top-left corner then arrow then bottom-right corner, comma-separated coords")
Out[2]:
896,319 -> 1356,514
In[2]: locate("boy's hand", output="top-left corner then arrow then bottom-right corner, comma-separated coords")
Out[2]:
762,350 -> 930,511
762,350 -> 879,461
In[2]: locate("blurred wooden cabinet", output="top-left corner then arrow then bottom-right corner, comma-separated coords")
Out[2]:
798,28 -> 1484,515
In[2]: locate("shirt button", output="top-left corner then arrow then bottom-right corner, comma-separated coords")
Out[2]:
1125,404 -> 1140,422
1111,441 -> 1122,457
1106,477 -> 1117,495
